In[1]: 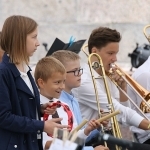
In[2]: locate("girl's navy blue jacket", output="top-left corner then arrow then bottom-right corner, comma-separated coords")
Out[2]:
0,53 -> 44,150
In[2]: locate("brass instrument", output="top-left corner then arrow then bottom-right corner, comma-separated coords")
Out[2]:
108,65 -> 150,114
108,24 -> 150,115
143,24 -> 150,43
82,45 -> 122,149
82,44 -> 150,117
108,65 -> 150,120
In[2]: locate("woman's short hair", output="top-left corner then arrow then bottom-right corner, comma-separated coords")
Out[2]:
0,15 -> 38,64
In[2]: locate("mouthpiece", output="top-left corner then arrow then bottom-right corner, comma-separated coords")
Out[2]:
110,63 -> 115,68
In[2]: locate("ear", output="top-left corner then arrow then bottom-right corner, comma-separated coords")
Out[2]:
37,78 -> 44,88
91,47 -> 98,53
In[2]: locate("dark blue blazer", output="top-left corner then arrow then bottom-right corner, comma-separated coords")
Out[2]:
0,54 -> 44,150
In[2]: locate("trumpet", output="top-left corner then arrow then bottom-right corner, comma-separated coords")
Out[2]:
82,44 -> 150,118
107,64 -> 150,117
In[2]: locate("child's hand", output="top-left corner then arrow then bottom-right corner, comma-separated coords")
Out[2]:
45,102 -> 58,115
44,118 -> 69,135
44,140 -> 53,150
100,112 -> 110,128
94,145 -> 109,150
84,119 -> 101,136
41,102 -> 57,115
101,120 -> 109,127
96,111 -> 110,128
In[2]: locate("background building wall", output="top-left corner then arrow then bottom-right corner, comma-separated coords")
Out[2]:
0,0 -> 150,69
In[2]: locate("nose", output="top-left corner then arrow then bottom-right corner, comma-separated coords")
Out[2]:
60,82 -> 65,90
112,55 -> 117,62
78,72 -> 82,76
78,69 -> 83,76
36,39 -> 40,47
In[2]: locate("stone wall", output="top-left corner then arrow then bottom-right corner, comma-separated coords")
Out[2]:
0,0 -> 150,69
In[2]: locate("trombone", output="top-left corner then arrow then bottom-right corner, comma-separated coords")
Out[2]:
107,65 -> 150,119
82,45 -> 122,150
143,24 -> 150,43
82,44 -> 150,120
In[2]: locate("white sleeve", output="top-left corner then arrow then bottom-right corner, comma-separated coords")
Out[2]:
75,71 -> 144,127
120,100 -> 131,107
77,129 -> 88,140
77,76 -> 111,112
113,98 -> 144,127
136,72 -> 150,91
127,72 -> 150,110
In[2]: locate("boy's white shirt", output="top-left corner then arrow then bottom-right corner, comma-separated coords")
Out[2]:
40,94 -> 88,148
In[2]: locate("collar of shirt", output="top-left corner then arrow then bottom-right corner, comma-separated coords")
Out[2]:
60,91 -> 83,125
19,64 -> 30,77
61,91 -> 74,102
40,94 -> 57,104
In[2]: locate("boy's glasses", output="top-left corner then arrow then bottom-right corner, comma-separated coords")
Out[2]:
66,68 -> 83,76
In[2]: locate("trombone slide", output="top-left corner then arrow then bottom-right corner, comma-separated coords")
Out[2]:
97,111 -> 120,123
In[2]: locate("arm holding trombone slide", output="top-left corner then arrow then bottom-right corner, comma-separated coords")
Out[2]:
47,111 -> 119,150
70,110 -> 120,138
85,111 -> 150,150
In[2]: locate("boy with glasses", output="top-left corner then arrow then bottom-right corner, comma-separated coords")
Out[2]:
51,50 -> 109,150
34,55 -> 108,150
51,50 -> 86,127
67,68 -> 83,76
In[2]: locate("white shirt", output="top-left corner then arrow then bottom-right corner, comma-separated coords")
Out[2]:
40,95 -> 88,148
19,65 -> 40,140
127,56 -> 150,143
19,65 -> 34,94
72,63 -> 144,128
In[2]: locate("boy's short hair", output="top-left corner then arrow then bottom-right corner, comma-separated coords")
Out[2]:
88,27 -> 121,54
51,50 -> 80,66
34,56 -> 65,85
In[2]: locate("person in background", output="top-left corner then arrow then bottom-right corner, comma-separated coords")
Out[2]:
127,56 -> 150,144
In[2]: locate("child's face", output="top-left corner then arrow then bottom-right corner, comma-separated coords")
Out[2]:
40,72 -> 66,99
65,59 -> 82,92
26,27 -> 40,57
92,42 -> 119,72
